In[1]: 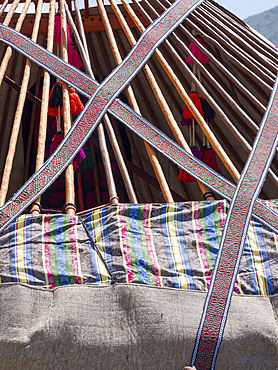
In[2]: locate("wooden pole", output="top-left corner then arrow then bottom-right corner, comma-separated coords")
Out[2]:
0,0 -> 30,89
0,0 -> 8,17
31,0 -> 56,215
97,0 -> 174,202
60,0 -> 76,215
65,3 -> 138,203
0,0 -> 39,206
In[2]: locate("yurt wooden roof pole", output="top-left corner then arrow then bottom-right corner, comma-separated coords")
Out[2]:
198,4 -> 278,74
203,1 -> 278,65
121,0 -> 240,185
140,0 -> 262,134
97,0 -> 173,203
189,11 -> 275,88
60,0 -> 76,215
0,0 -> 36,206
0,0 -> 26,88
91,33 -> 155,203
31,0 -> 55,215
24,67 -> 42,181
109,0 -> 213,199
73,0 -> 90,61
65,3 -> 138,204
69,2 -> 119,206
0,1 -> 9,17
182,19 -> 270,103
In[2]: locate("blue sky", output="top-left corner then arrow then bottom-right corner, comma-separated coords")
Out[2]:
218,0 -> 278,19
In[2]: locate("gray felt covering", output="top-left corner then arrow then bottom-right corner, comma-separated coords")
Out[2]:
0,283 -> 277,369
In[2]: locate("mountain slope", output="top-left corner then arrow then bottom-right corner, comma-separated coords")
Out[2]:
244,6 -> 278,46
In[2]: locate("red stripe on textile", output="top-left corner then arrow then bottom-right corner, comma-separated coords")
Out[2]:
118,204 -> 134,283
143,204 -> 162,287
43,215 -> 55,289
69,216 -> 82,284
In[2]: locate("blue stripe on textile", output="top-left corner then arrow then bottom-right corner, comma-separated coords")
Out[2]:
25,215 -> 34,286
86,214 -> 101,285
10,221 -> 17,282
176,203 -> 195,290
162,204 -> 180,289
250,219 -> 273,296
130,205 -> 148,285
100,208 -> 113,275
244,235 -> 259,295
205,201 -> 220,261
55,215 -> 69,286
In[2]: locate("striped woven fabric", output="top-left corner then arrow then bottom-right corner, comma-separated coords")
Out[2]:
0,200 -> 277,294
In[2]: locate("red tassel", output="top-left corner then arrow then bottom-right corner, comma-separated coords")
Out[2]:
53,15 -> 72,45
50,131 -> 64,155
202,148 -> 218,172
185,37 -> 210,65
69,87 -> 84,116
182,92 -> 204,120
68,44 -> 83,69
179,146 -> 202,183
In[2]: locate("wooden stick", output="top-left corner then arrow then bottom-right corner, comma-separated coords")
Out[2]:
88,141 -> 102,205
31,0 -> 56,214
24,67 -> 42,181
65,3 -> 138,203
0,0 -> 39,206
0,0 -> 30,89
60,0 -> 76,215
2,0 -> 20,26
94,31 -> 154,203
97,0 -> 174,202
121,0 -> 240,185
0,0 -> 8,17
73,0 -> 90,61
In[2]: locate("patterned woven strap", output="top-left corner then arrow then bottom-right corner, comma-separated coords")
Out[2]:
191,77 -> 278,369
0,21 -> 278,234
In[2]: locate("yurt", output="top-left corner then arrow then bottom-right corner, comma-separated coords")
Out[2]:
0,0 -> 277,369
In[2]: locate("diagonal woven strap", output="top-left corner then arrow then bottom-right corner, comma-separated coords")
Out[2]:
191,77 -> 278,369
0,22 -> 278,234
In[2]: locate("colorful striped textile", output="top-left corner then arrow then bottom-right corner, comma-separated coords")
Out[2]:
0,200 -> 277,294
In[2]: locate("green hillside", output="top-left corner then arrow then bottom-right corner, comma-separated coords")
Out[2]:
244,6 -> 278,46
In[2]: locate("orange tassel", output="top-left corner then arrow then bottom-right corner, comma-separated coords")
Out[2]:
69,87 -> 84,116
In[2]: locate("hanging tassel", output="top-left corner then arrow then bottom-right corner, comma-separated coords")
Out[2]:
53,15 -> 72,45
68,44 -> 83,69
73,148 -> 86,171
76,146 -> 95,173
69,87 -> 84,116
182,92 -> 204,121
200,98 -> 215,122
180,116 -> 192,126
50,131 -> 64,155
202,147 -> 218,172
179,146 -> 202,183
185,37 -> 210,65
